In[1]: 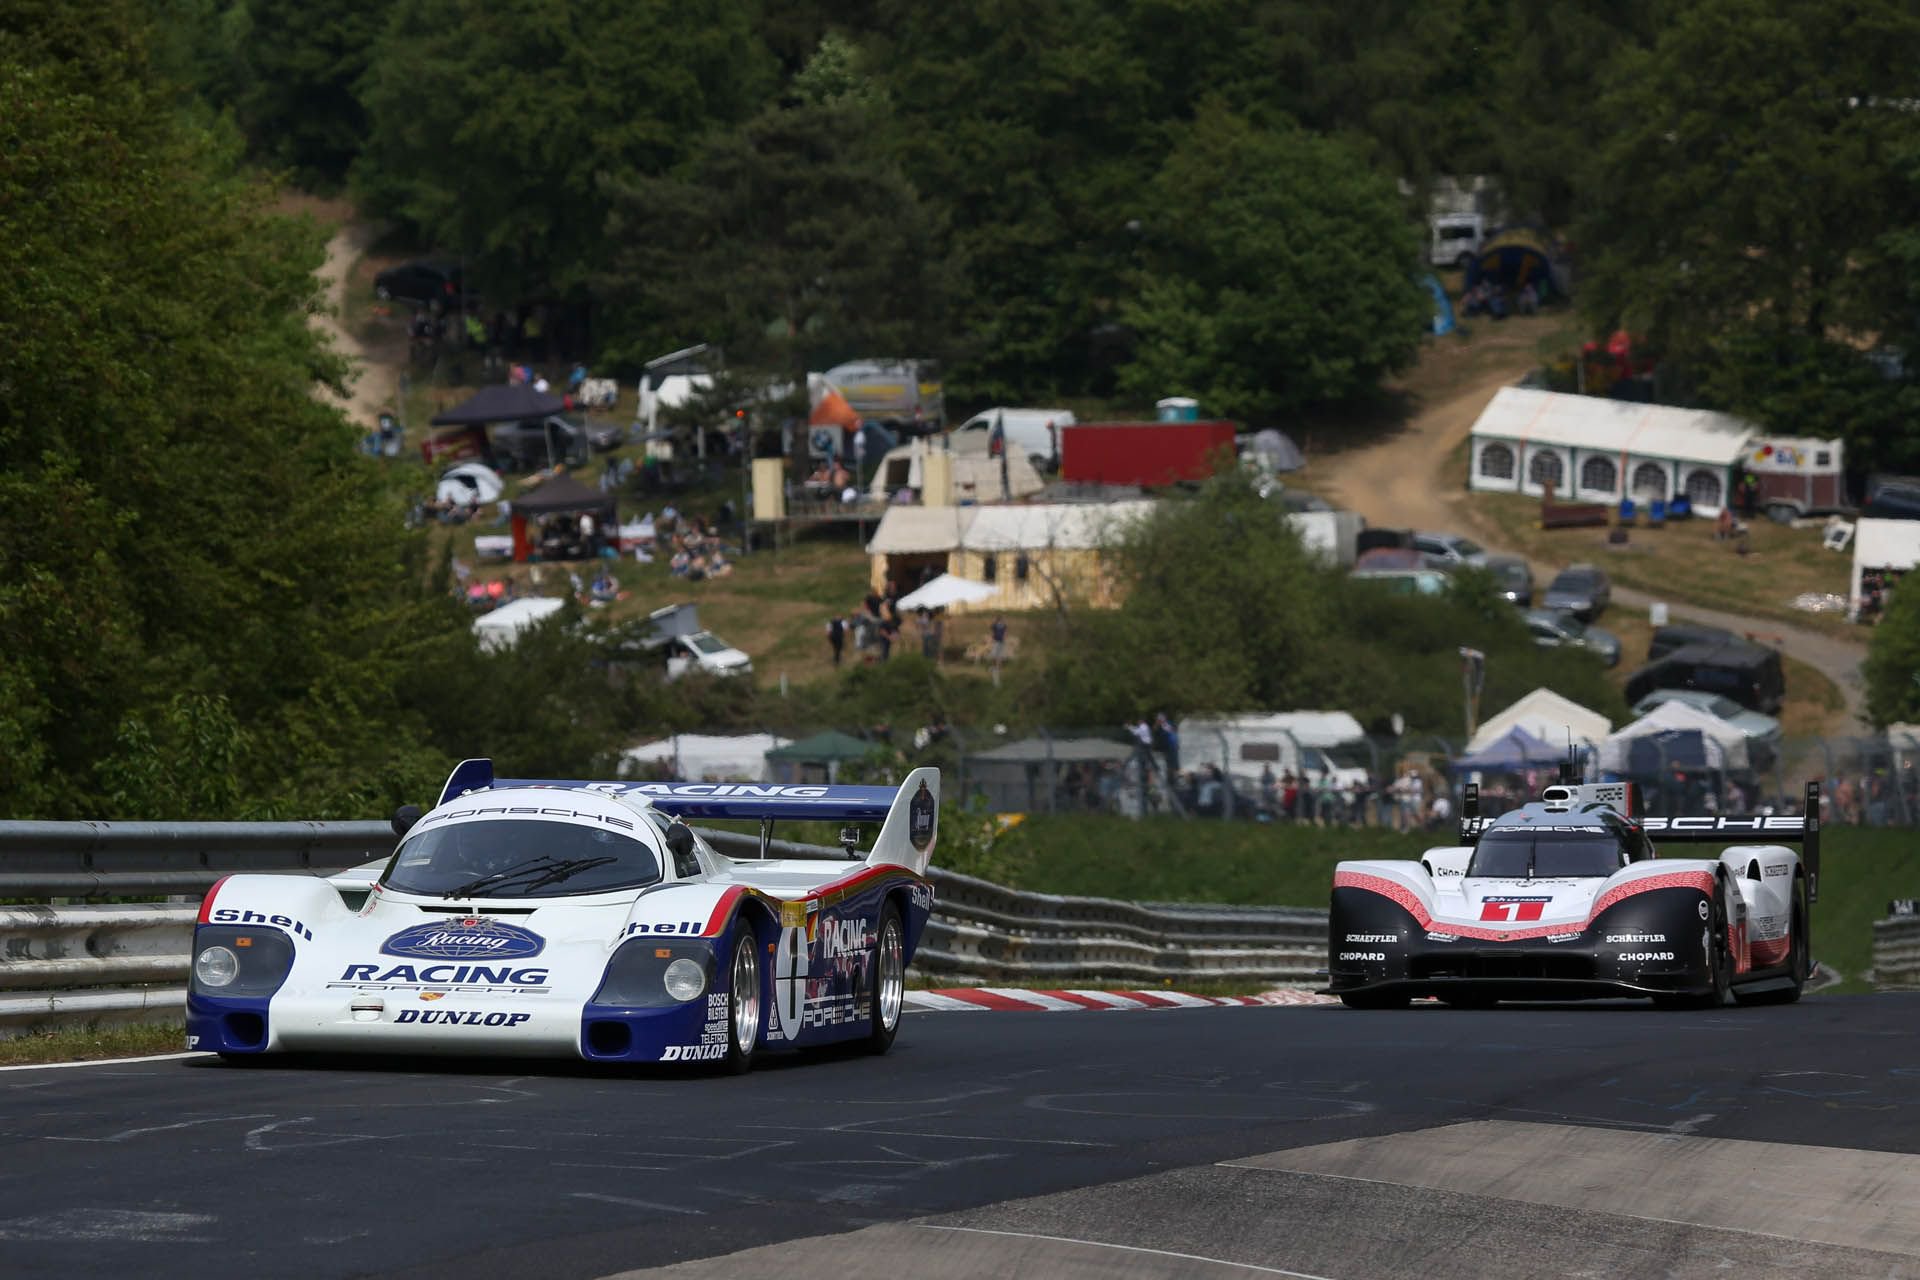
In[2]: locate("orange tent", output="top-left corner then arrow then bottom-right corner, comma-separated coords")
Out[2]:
809,386 -> 860,430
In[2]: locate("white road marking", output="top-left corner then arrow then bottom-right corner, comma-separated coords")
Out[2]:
904,991 -> 993,1012
978,988 -> 1083,1011
919,1224 -> 1341,1278
572,1192 -> 704,1215
0,1051 -> 205,1073
1061,990 -> 1150,1008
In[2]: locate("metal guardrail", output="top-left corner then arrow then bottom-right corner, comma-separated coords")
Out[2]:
0,821 -> 1328,1035
1871,911 -> 1920,990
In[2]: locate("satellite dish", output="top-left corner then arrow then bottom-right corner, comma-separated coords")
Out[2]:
1390,713 -> 1406,737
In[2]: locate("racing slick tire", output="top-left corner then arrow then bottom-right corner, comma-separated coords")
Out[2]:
866,903 -> 906,1054
1339,990 -> 1410,1010
1735,882 -> 1809,1007
1655,883 -> 1734,1009
723,930 -> 764,1075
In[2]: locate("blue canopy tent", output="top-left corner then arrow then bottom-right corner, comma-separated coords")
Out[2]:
1422,274 -> 1457,336
1452,726 -> 1562,772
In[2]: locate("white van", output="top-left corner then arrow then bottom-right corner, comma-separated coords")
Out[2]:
950,407 -> 1078,467
1429,213 -> 1487,269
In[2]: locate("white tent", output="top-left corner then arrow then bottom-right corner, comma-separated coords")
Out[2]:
1850,517 -> 1920,614
1598,700 -> 1751,774
897,573 -> 998,612
438,462 -> 503,507
623,733 -> 791,782
1467,687 -> 1612,756
473,596 -> 565,651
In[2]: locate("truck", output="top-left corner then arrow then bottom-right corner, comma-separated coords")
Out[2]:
1059,420 -> 1238,487
818,359 -> 945,438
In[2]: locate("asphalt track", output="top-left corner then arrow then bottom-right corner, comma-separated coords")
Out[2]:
6,996 -> 1920,1279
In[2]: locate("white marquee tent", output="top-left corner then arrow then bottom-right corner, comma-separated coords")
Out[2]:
623,733 -> 792,781
1468,386 -> 1754,516
1597,700 -> 1752,774
1849,517 -> 1920,615
1467,687 -> 1612,756
472,596 -> 565,651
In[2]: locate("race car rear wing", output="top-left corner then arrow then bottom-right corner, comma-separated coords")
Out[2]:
433,758 -> 941,874
1459,779 -> 1821,902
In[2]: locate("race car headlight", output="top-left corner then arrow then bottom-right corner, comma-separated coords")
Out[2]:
663,959 -> 706,1002
591,939 -> 716,1008
189,926 -> 297,996
195,946 -> 239,987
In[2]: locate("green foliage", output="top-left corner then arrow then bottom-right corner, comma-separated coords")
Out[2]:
353,0 -> 775,302
1574,0 -> 1920,388
994,814 -> 1432,905
1118,106 -> 1427,421
1695,330 -> 1920,475
600,76 -> 955,375
233,0 -> 387,185
1863,580 -> 1920,728
1038,473 -> 1626,738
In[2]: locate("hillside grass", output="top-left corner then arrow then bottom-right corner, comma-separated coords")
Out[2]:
987,817 -> 1918,994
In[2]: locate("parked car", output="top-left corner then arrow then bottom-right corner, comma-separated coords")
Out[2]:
1648,621 -> 1737,663
490,416 -> 590,472
374,260 -> 468,308
1860,474 -> 1920,521
1542,564 -> 1612,620
1624,640 -> 1785,716
1483,555 -> 1534,606
1629,688 -> 1783,754
1352,567 -> 1449,596
1411,531 -> 1489,569
1523,608 -> 1621,667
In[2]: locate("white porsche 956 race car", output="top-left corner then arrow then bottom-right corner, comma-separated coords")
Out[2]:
187,760 -> 939,1069
1324,779 -> 1819,1009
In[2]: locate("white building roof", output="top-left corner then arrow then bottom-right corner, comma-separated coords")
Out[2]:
1852,518 -> 1920,573
867,440 -> 1045,503
1467,687 -> 1612,754
1470,387 -> 1754,468
866,501 -> 1155,555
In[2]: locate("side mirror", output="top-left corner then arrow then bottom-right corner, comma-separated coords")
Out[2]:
391,804 -> 423,838
665,821 -> 699,877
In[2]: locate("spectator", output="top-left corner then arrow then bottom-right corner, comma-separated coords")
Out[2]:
877,617 -> 896,660
1428,790 -> 1453,831
826,615 -> 846,667
988,614 -> 1009,685
1154,712 -> 1181,779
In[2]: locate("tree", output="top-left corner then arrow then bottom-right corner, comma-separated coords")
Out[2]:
1575,0 -> 1920,367
235,0 -> 389,186
1117,107 -> 1428,421
353,0 -> 775,306
1863,582 -> 1920,728
599,41 -> 955,377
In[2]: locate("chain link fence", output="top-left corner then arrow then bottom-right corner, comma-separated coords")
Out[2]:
630,726 -> 1920,831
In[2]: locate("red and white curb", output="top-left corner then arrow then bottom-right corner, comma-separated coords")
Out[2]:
905,987 -> 1338,1012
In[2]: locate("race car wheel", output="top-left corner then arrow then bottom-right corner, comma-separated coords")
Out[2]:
723,932 -> 762,1075
1736,883 -> 1808,1006
1659,887 -> 1734,1009
1339,990 -> 1410,1010
866,904 -> 905,1054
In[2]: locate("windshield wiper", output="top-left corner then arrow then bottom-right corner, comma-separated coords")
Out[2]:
510,856 -> 620,895
442,854 -> 572,900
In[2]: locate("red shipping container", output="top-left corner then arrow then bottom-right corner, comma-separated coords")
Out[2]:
1060,420 -> 1239,487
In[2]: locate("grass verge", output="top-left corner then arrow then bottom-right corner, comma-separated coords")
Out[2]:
0,1023 -> 185,1067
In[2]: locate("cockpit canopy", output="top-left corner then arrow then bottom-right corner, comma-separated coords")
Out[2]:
1466,822 -> 1643,879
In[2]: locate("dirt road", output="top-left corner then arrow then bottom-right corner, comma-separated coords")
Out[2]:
311,223 -> 402,431
1315,322 -> 1870,733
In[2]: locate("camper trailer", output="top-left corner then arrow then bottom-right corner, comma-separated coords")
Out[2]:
1745,437 -> 1845,522
1177,712 -> 1374,792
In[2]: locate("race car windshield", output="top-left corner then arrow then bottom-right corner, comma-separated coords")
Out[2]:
1468,829 -> 1629,878
382,819 -> 663,898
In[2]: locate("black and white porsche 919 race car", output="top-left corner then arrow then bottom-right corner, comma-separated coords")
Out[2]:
1323,779 -> 1819,1009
